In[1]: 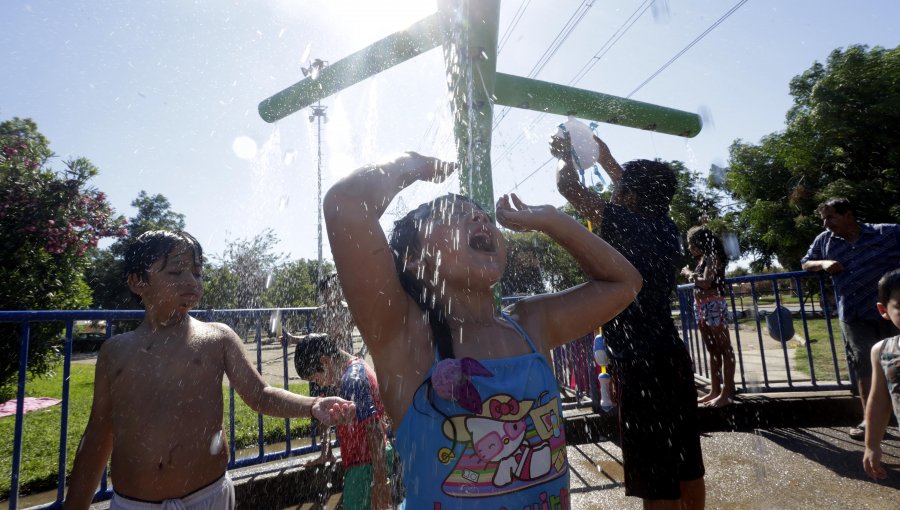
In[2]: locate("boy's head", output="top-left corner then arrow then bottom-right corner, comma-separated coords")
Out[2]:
293,334 -> 343,387
876,269 -> 900,329
618,159 -> 677,217
124,230 -> 203,305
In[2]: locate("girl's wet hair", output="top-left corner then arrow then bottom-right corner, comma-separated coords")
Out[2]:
389,193 -> 483,360
686,226 -> 727,265
124,230 -> 203,301
389,194 -> 486,440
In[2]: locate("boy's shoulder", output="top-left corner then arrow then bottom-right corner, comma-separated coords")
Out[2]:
872,338 -> 888,358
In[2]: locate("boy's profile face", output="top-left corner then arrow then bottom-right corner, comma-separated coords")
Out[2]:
129,244 -> 203,313
876,290 -> 900,329
306,356 -> 341,387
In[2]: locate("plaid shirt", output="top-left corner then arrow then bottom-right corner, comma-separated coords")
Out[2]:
801,223 -> 900,321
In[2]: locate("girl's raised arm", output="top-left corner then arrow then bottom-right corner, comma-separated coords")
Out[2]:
497,193 -> 642,350
323,152 -> 455,354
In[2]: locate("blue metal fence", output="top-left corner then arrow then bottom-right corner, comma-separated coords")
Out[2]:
1,308 -> 318,510
676,270 -> 851,393
550,271 -> 854,415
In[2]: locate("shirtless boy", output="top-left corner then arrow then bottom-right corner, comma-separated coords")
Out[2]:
63,230 -> 355,510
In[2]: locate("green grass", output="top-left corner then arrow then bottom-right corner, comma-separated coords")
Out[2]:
792,317 -> 850,381
752,294 -> 801,306
0,362 -> 313,500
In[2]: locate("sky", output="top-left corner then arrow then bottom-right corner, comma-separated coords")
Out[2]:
2,0 -> 899,265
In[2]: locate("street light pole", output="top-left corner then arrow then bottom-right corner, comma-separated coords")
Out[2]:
309,101 -> 327,286
304,58 -> 329,289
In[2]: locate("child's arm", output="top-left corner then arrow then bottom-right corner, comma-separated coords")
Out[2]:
63,348 -> 114,510
863,339 -> 891,480
553,134 -> 626,231
595,135 -> 624,187
554,142 -> 608,229
220,324 -> 355,425
323,152 -> 455,355
690,257 -> 718,290
497,193 -> 642,350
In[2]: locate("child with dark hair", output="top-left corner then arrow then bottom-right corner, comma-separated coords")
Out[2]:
63,230 -> 355,510
293,334 -> 393,509
554,134 -> 706,509
324,152 -> 641,508
682,226 -> 736,408
863,268 -> 900,480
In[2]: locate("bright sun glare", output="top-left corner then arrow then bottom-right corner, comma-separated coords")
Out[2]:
322,1 -> 437,46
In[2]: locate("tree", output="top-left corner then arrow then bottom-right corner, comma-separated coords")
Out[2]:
724,45 -> 900,269
0,117 -> 126,392
263,259 -> 329,308
501,228 -> 593,297
204,229 -> 286,310
126,190 -> 186,238
85,191 -> 187,310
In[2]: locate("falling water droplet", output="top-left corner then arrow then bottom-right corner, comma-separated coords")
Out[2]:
697,105 -> 715,129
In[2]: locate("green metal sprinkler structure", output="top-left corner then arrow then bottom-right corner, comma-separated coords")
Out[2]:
259,0 -> 702,214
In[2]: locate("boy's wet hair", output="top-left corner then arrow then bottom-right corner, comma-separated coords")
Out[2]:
878,268 -> 900,305
293,333 -> 339,379
816,197 -> 854,216
619,159 -> 677,217
124,230 -> 203,303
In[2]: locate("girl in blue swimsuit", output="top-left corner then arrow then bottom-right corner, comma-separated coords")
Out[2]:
324,152 -> 642,509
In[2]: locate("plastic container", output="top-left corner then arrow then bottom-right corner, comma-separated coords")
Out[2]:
598,372 -> 613,412
593,334 -> 608,366
593,334 -> 613,412
555,116 -> 599,172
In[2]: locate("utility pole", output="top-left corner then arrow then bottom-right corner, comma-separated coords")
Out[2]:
304,59 -> 329,288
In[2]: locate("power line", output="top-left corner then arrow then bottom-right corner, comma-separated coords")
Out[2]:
492,0 -> 650,168
568,0 -> 654,86
497,0 -> 752,192
497,0 -> 532,55
627,0 -> 751,98
507,156 -> 556,193
493,1 -> 595,130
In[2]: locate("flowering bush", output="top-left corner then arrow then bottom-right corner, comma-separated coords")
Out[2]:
0,117 -> 126,392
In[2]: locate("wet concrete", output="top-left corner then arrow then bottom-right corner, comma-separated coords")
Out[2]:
28,391 -> 900,510
566,426 -> 900,509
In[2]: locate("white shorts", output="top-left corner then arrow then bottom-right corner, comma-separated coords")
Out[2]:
110,473 -> 234,510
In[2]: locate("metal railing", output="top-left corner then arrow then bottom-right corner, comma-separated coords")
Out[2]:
550,271 -> 853,414
676,270 -> 851,393
1,308 -> 318,510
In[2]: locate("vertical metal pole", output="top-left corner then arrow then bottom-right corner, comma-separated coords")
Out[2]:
439,0 -> 500,215
316,102 -> 324,285
56,320 -> 75,505
10,320 -> 31,510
